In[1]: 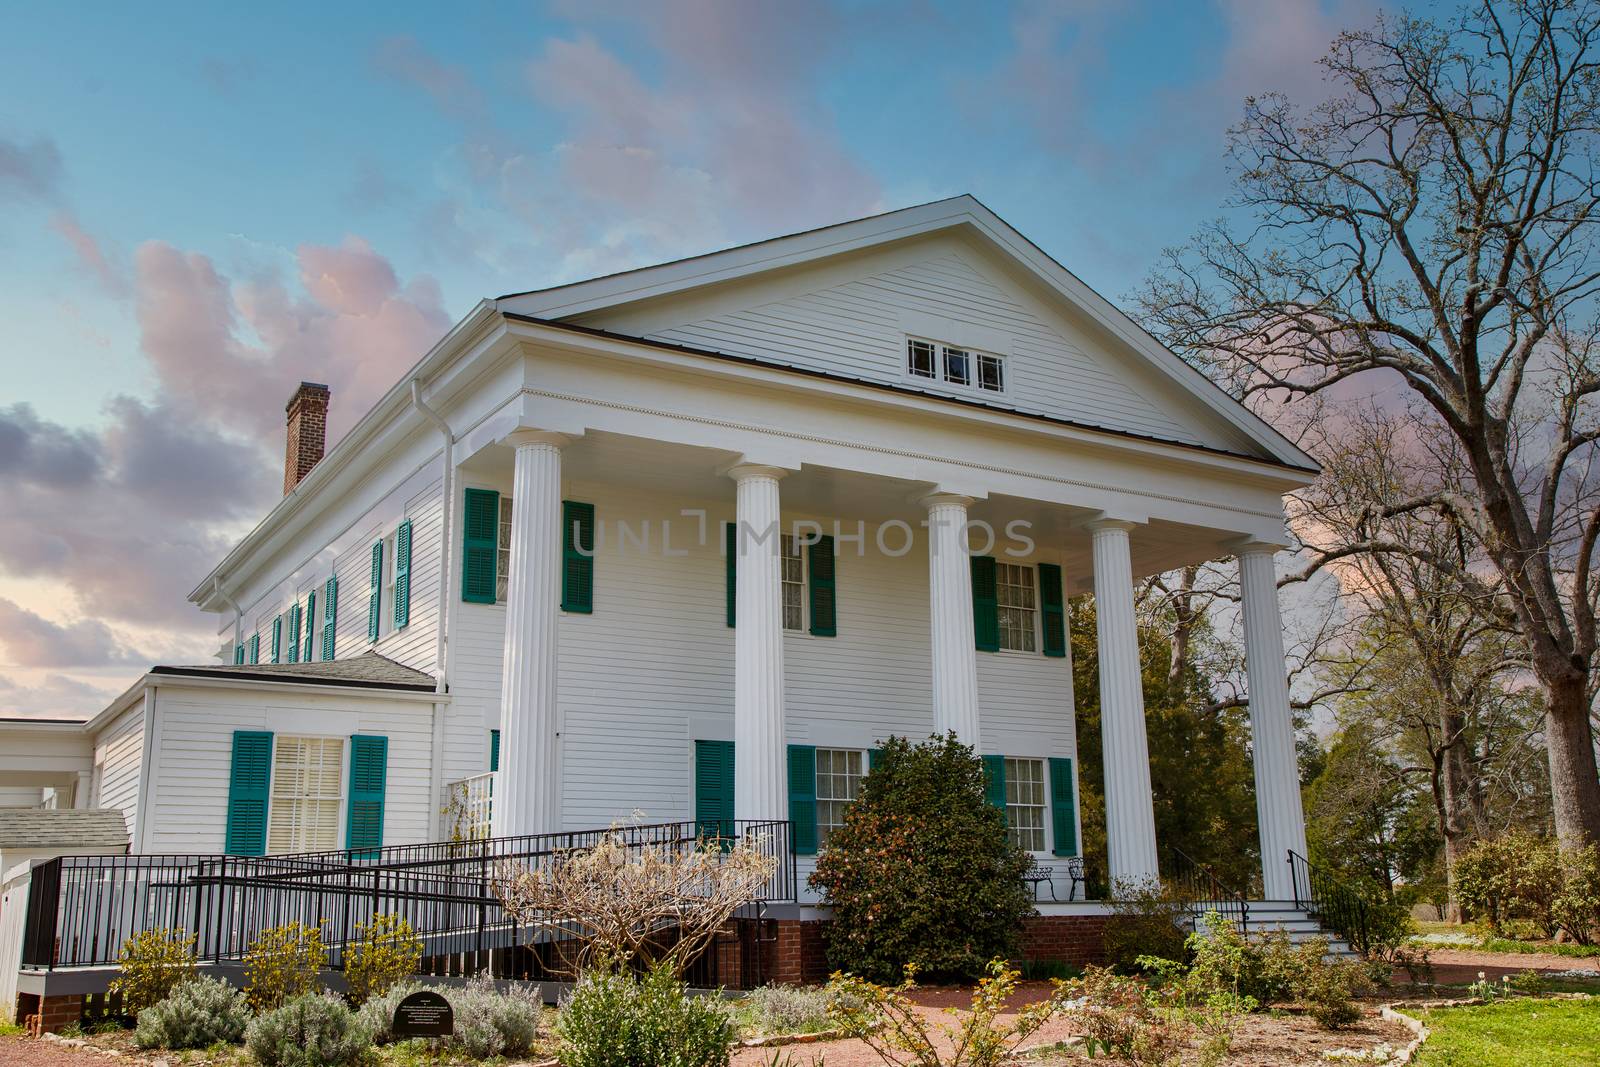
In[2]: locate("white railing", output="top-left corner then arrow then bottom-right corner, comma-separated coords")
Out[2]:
444,772 -> 495,841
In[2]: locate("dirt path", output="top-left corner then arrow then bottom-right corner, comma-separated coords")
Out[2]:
1413,947 -> 1599,986
0,1035 -> 109,1067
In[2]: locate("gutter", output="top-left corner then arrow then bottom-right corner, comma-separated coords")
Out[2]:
410,380 -> 454,696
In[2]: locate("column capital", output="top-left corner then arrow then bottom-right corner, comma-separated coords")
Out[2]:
1227,536 -> 1289,557
919,491 -> 976,511
1085,515 -> 1144,536
724,462 -> 790,483
502,428 -> 576,450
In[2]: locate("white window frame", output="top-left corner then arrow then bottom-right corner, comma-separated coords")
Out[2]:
495,496 -> 513,604
903,335 -> 1008,396
780,532 -> 807,633
996,562 -> 1040,654
378,530 -> 398,641
266,734 -> 346,855
1004,756 -> 1048,854
815,747 -> 865,846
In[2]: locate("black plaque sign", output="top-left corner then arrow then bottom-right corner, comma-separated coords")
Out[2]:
392,990 -> 454,1039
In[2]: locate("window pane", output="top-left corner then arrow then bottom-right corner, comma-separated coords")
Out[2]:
996,564 -> 1038,651
943,346 -> 970,385
497,498 -> 513,603
816,748 -> 864,846
978,353 -> 1004,392
907,339 -> 936,379
268,736 -> 344,854
781,535 -> 805,631
1005,757 -> 1046,852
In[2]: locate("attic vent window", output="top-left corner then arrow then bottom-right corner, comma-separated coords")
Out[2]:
905,336 -> 1005,394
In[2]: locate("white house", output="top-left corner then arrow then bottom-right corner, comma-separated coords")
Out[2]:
3,197 -> 1322,1004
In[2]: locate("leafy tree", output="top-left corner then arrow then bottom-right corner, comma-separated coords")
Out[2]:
808,733 -> 1032,981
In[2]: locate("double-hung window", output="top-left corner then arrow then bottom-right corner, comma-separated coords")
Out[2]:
380,533 -> 397,637
496,497 -> 513,603
266,736 -> 344,853
1005,757 -> 1047,852
996,563 -> 1038,652
815,748 -> 864,846
781,534 -> 806,632
905,337 -> 1005,394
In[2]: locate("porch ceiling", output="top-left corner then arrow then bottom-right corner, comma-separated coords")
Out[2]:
460,429 -> 1254,584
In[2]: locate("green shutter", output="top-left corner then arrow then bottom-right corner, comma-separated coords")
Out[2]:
562,500 -> 595,613
234,644 -> 245,665
1049,757 -> 1078,856
346,735 -> 388,858
489,729 -> 500,773
321,576 -> 337,661
972,556 -> 999,652
367,541 -> 383,642
787,745 -> 818,855
461,488 -> 499,604
271,616 -> 282,663
724,522 -> 737,627
694,739 -> 734,840
982,754 -> 1007,810
393,520 -> 412,629
868,748 -> 884,772
287,604 -> 301,664
1039,563 -> 1066,657
808,536 -> 837,637
302,591 -> 315,662
225,731 -> 272,856
248,634 -> 260,665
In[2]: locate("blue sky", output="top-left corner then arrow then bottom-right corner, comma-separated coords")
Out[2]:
0,0 -> 1373,715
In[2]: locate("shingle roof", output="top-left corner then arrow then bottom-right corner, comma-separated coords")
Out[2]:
0,808 -> 129,850
149,652 -> 438,692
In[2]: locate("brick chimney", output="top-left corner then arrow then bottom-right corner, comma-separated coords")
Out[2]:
283,382 -> 330,494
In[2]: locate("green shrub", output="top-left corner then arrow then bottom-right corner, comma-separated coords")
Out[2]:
108,928 -> 197,1015
736,984 -> 835,1036
556,963 -> 731,1067
1102,880 -> 1192,974
1456,833 -> 1563,937
1293,942 -> 1371,1030
244,922 -> 328,1012
343,914 -> 422,1007
1059,966 -> 1190,1066
134,974 -> 250,1049
1554,844 -> 1600,945
808,733 -> 1033,982
245,992 -> 372,1067
1182,918 -> 1369,1030
356,981 -> 425,1044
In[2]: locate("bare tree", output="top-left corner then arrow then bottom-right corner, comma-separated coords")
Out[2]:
492,824 -> 776,977
1140,0 -> 1600,846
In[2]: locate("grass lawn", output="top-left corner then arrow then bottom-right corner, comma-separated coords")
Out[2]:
1414,998 -> 1600,1066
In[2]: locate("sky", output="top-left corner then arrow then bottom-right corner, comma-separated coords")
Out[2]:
0,0 -> 1378,718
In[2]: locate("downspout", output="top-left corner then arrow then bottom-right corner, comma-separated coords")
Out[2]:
213,577 -> 242,659
410,380 -> 454,695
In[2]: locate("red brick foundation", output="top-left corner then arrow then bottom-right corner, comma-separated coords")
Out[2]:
16,992 -> 83,1035
1020,914 -> 1114,969
765,913 -> 1112,985
771,919 -> 830,985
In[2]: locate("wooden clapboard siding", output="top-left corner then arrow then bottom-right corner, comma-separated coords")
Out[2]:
91,704 -> 144,842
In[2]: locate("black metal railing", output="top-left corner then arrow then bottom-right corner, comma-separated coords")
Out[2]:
1164,847 -> 1250,933
21,820 -> 794,981
1287,849 -> 1374,956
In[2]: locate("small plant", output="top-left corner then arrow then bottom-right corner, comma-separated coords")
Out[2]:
1101,880 -> 1192,973
1058,966 -> 1189,1067
245,992 -> 373,1067
134,974 -> 251,1049
1295,943 -> 1371,1030
738,984 -> 837,1036
449,977 -> 544,1059
244,921 -> 329,1012
108,928 -> 197,1015
1508,968 -> 1549,995
825,957 -> 1071,1067
343,913 -> 422,1006
556,961 -> 732,1067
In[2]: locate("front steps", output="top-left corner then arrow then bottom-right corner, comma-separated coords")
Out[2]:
1190,901 -> 1360,959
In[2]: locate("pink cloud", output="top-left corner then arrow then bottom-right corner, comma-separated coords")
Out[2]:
51,210 -> 127,296
372,35 -> 486,121
0,597 -> 138,668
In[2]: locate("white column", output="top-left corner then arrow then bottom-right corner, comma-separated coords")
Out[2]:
1239,544 -> 1309,900
923,494 -> 981,747
73,770 -> 92,810
492,430 -> 568,839
730,464 -> 788,824
1091,519 -> 1160,889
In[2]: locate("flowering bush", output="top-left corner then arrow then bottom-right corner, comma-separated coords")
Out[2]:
108,927 -> 197,1015
244,921 -> 328,1012
342,913 -> 422,1006
809,733 -> 1032,981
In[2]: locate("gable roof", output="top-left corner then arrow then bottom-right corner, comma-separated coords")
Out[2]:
0,808 -> 129,850
497,195 -> 1316,471
149,652 -> 437,692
